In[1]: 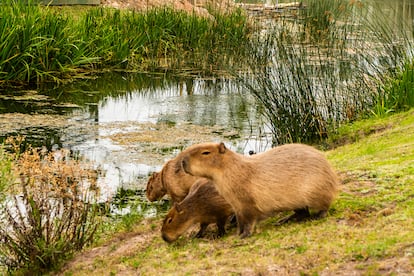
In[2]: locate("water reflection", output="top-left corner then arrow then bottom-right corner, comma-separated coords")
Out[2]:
0,72 -> 269,200
70,74 -> 267,199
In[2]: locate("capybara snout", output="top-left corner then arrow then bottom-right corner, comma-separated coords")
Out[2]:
146,172 -> 164,202
145,157 -> 202,204
162,232 -> 171,243
161,218 -> 176,243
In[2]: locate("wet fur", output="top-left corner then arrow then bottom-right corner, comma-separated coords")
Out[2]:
161,179 -> 233,243
146,157 -> 201,203
180,142 -> 339,238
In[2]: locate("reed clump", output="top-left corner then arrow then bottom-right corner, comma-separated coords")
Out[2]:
0,137 -> 103,274
239,0 -> 413,145
0,1 -> 251,87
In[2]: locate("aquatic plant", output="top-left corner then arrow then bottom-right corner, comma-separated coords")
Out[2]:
360,1 -> 414,117
239,0 -> 413,145
239,0 -> 365,144
373,61 -> 414,116
0,0 -> 251,87
0,138 -> 104,274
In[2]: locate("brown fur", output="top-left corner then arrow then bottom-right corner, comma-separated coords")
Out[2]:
161,179 -> 234,243
145,157 -> 201,203
179,142 -> 339,238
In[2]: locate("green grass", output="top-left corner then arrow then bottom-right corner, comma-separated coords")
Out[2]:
0,145 -> 13,202
56,108 -> 414,275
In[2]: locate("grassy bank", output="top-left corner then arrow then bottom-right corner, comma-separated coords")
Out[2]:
58,108 -> 414,275
0,1 -> 251,87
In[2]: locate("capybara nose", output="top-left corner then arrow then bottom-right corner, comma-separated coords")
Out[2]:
162,233 -> 173,243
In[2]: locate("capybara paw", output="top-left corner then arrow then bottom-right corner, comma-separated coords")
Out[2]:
239,231 -> 251,239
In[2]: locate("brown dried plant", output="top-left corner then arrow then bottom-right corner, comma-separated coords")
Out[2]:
0,137 -> 103,274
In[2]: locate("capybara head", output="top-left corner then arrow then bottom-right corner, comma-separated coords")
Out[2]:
181,142 -> 227,179
161,203 -> 194,243
146,172 -> 166,202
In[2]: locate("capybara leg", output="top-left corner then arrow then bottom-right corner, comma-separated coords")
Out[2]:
196,223 -> 208,238
276,208 -> 311,225
239,223 -> 253,239
293,208 -> 312,221
236,212 -> 255,238
229,214 -> 237,228
217,218 -> 227,237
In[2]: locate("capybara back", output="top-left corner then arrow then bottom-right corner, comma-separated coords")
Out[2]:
180,142 -> 339,238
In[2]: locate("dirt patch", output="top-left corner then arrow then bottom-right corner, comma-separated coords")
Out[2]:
339,171 -> 379,197
58,219 -> 161,275
333,255 -> 414,276
101,0 -> 236,17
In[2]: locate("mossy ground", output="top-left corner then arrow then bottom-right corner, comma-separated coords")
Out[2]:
59,109 -> 414,275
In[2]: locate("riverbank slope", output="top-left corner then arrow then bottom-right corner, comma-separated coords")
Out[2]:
59,109 -> 414,275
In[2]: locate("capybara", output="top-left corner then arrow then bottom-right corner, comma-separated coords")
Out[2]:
161,178 -> 234,243
146,157 -> 201,203
180,142 -> 339,238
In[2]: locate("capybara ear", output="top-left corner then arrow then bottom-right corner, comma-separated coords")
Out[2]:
219,142 -> 227,154
174,203 -> 184,215
174,202 -> 184,214
173,160 -> 181,174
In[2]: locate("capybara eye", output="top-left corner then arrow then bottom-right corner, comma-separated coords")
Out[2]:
167,217 -> 173,224
201,151 -> 210,155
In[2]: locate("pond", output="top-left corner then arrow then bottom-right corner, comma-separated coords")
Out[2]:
0,72 -> 271,201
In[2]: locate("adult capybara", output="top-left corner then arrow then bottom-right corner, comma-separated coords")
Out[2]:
161,178 -> 234,243
146,157 -> 201,203
180,142 -> 339,238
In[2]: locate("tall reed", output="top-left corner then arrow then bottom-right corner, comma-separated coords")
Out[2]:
0,1 -> 251,87
360,1 -> 414,116
238,0 -> 414,145
376,61 -> 414,115
239,0 -> 365,144
0,0 -> 95,85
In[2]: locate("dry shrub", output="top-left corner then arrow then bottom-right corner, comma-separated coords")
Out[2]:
0,137 -> 103,274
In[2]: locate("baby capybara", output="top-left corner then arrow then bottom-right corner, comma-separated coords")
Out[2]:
179,142 -> 339,238
146,156 -> 201,203
161,178 -> 233,243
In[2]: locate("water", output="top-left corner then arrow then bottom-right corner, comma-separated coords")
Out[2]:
2,0 -> 414,201
0,72 -> 270,200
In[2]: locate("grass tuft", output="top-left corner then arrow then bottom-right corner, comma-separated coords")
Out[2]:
0,137 -> 105,274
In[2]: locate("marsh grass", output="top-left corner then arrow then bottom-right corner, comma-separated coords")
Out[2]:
238,0 -> 370,145
238,0 -> 414,145
0,1 -> 251,87
374,61 -> 414,116
0,137 -> 104,274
